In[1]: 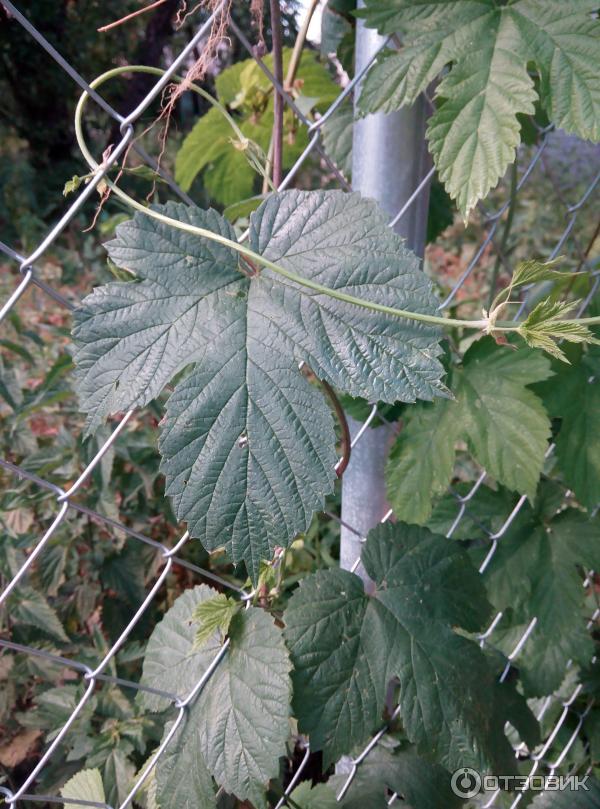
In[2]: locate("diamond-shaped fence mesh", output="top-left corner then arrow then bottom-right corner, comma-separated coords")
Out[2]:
0,2 -> 599,808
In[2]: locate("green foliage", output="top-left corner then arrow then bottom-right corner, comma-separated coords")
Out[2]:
482,507 -> 600,696
140,585 -> 291,809
530,778 -> 600,807
484,260 -> 600,361
0,300 -> 176,798
319,101 -> 455,243
517,299 -> 600,362
386,339 -> 553,525
327,744 -> 464,809
175,49 -> 339,204
321,0 -> 355,76
72,191 -> 445,580
290,781 -> 338,809
321,103 -> 354,178
537,352 -> 600,509
155,721 -> 217,809
4,4 -> 600,805
192,592 -> 241,648
358,1 -> 600,218
60,768 -> 106,806
284,522 -> 538,772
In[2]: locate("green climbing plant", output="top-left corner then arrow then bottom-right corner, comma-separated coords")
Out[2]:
38,2 -> 600,806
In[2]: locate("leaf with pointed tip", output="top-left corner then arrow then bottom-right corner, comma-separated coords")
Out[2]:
386,395 -> 460,525
358,1 -> 600,218
508,258 -> 570,290
284,522 -> 534,773
427,20 -> 536,220
140,585 -> 291,808
11,586 -> 69,643
72,191 -> 445,580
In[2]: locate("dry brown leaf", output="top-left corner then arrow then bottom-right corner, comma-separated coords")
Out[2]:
0,728 -> 42,768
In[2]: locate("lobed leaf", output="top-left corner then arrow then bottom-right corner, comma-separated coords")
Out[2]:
73,191 -> 446,580
284,522 -> 536,772
517,298 -> 600,363
358,0 -> 600,218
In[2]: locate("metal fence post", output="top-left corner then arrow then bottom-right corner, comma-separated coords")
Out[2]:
340,3 -> 432,579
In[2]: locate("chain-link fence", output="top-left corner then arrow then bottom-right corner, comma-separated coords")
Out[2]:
0,2 -> 599,807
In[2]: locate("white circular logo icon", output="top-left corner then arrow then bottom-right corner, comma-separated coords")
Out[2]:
451,768 -> 482,799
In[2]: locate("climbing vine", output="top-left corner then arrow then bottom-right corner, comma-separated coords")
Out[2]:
62,2 -> 600,806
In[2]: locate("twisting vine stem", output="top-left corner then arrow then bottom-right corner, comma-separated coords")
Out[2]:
73,66 -> 600,337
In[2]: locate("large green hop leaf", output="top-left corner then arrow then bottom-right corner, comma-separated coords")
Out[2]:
358,0 -> 600,218
72,190 -> 445,580
175,49 -> 338,203
386,339 -> 553,525
481,508 -> 600,696
140,585 -> 291,808
284,522 -> 538,771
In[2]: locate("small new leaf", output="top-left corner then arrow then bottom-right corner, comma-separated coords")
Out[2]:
518,298 -> 600,363
192,593 -> 241,649
508,258 -> 571,291
63,174 -> 87,196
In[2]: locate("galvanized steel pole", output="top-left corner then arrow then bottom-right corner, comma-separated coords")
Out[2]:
340,3 -> 432,580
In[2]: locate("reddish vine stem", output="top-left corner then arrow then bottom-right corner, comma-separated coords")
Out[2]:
320,380 -> 351,478
269,0 -> 284,188
300,367 -> 351,477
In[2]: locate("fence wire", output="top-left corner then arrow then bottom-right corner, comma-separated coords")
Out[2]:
0,2 -> 599,808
